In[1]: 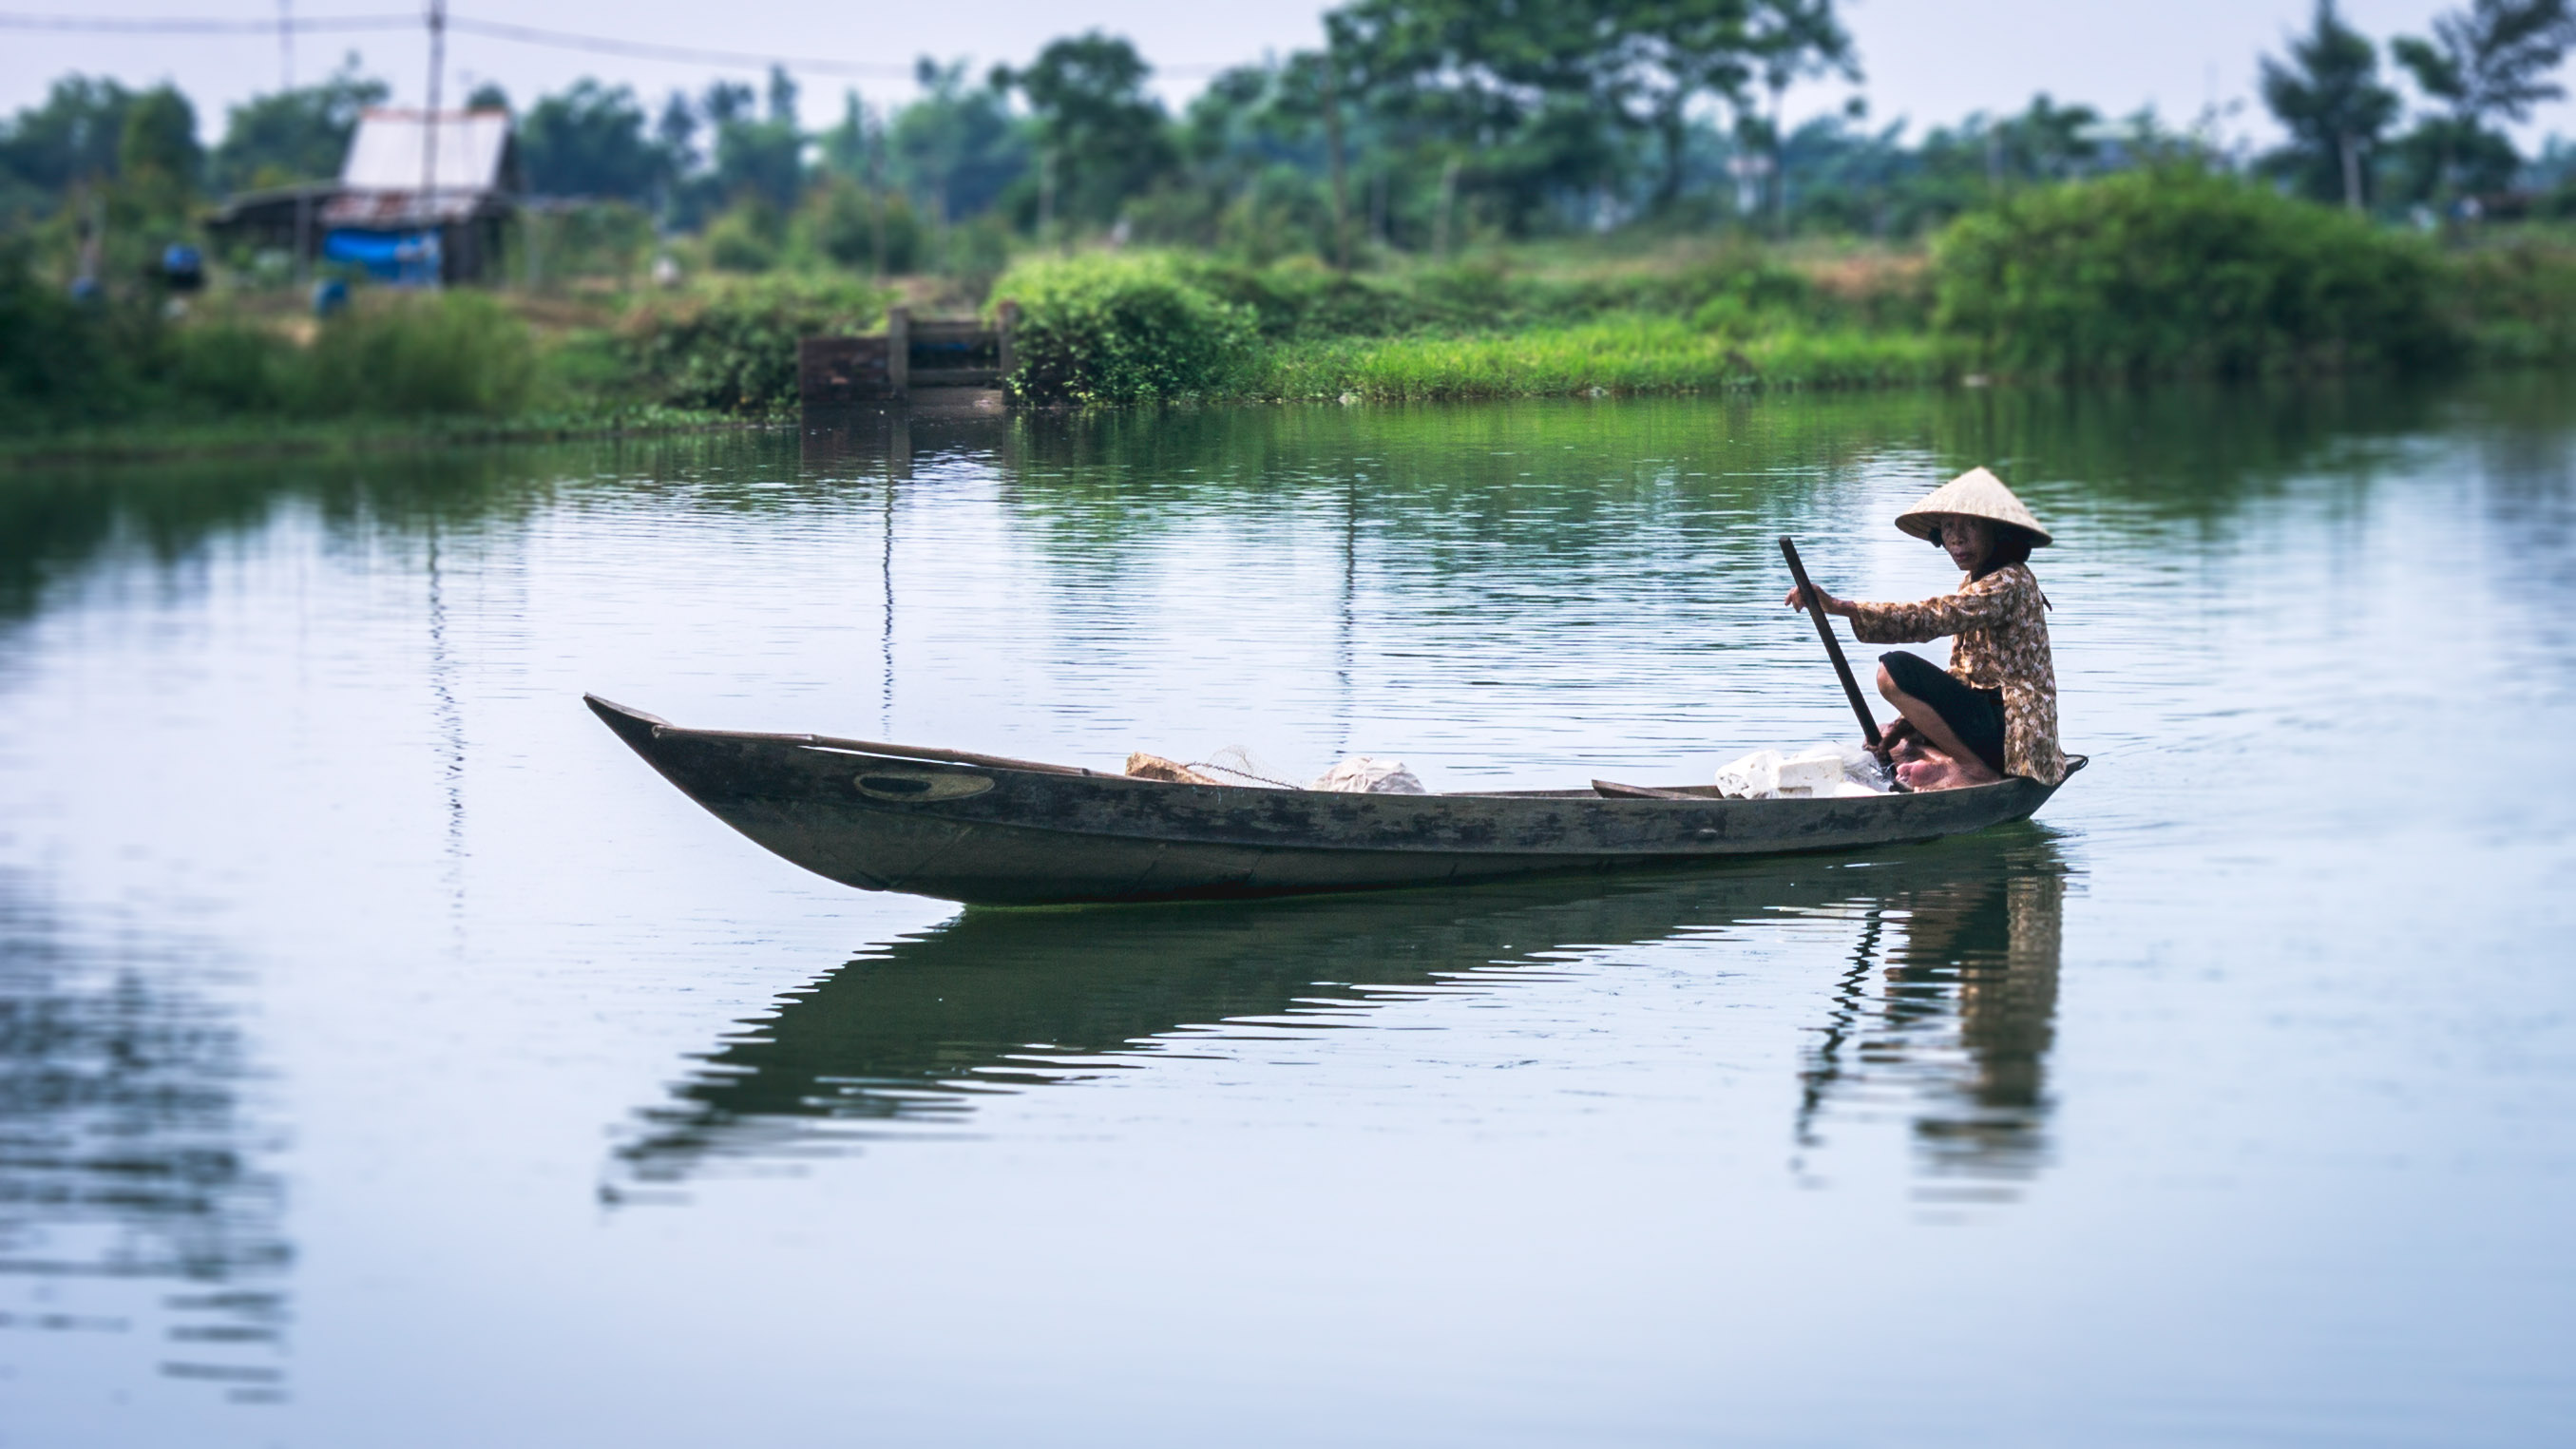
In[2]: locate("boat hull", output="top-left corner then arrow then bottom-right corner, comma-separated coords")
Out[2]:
587,696 -> 2076,906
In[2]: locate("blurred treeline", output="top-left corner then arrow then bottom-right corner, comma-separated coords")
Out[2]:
14,0 -> 2576,431
18,1 -> 2576,270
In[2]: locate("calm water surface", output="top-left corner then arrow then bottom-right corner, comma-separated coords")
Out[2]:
2,383 -> 2571,1446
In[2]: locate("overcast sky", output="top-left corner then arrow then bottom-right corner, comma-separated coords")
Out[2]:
8,0 -> 2574,151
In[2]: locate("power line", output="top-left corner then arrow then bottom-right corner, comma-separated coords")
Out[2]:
445,16 -> 908,79
0,10 -> 1236,78
0,10 -> 408,32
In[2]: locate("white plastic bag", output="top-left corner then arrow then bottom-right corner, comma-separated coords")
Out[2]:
1798,740 -> 1893,794
1713,750 -> 1782,799
1311,756 -> 1427,794
1715,743 -> 1890,799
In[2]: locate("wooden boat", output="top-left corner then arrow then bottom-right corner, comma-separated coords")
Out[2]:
586,694 -> 2083,907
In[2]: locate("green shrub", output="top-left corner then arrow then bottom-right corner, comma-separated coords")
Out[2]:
298,292 -> 536,416
166,320 -> 293,413
989,251 -> 1256,403
2446,238 -> 2576,365
1183,256 -> 1427,338
0,243 -> 127,426
1934,167 -> 2456,378
703,202 -> 784,274
1685,256 -> 1821,336
804,177 -> 923,275
623,274 -> 890,412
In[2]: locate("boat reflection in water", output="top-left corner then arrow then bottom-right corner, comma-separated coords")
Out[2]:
0,874 -> 292,1413
619,832 -> 2070,1195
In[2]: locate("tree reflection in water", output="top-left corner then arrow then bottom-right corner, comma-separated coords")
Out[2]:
617,831 -> 2072,1203
0,874 -> 290,1410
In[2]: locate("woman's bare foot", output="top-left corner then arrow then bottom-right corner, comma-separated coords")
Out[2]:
1895,751 -> 2002,791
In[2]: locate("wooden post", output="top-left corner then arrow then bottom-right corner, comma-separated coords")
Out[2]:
887,305 -> 909,399
996,299 -> 1019,383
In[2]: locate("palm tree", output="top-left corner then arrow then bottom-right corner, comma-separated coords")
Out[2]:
2260,0 -> 2401,211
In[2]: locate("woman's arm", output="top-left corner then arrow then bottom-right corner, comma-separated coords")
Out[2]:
1788,572 -> 2019,644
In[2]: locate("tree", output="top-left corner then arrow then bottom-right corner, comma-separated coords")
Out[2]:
887,59 -> 1028,222
2393,0 -> 2576,199
1746,0 -> 1858,231
1601,0 -> 1757,209
2260,0 -> 2401,210
117,85 -> 201,199
708,67 -> 805,213
993,31 -> 1177,229
1330,0 -> 1633,234
1990,94 -> 2104,182
656,91 -> 698,162
0,75 -> 139,217
213,61 -> 389,192
520,79 -> 669,200
1330,0 -> 1849,229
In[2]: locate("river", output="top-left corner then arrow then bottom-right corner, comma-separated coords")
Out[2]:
2,381 -> 2570,1445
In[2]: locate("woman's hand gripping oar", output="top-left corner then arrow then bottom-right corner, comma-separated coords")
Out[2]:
1778,537 -> 1883,753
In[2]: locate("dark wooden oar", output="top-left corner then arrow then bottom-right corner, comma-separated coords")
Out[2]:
1779,536 -> 1881,749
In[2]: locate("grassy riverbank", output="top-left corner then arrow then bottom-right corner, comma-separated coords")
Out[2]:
1250,320 -> 1962,400
0,264 -> 882,461
995,170 -> 2538,406
13,169 -> 2576,459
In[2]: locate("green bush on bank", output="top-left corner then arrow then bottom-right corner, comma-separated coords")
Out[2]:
992,252 -> 1257,403
621,273 -> 890,412
1165,249 -> 1848,342
2445,238 -> 2576,365
298,292 -> 537,415
1934,167 -> 2456,378
3,251 -> 543,428
0,243 -> 129,429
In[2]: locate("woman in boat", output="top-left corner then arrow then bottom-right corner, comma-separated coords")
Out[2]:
1784,467 -> 2067,791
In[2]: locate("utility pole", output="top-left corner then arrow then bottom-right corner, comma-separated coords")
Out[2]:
868,105 -> 888,281
422,0 -> 445,286
278,0 -> 294,89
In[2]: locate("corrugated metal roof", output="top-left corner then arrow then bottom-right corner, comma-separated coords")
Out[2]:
339,107 -> 512,194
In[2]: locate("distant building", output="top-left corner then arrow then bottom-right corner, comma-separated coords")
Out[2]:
209,108 -> 519,285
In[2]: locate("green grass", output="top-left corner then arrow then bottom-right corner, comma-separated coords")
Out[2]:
1245,316 -> 1964,401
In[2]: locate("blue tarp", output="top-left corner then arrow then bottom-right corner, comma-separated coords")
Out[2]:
322,228 -> 441,286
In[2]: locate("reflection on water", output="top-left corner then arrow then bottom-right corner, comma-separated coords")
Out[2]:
0,876 -> 290,1408
5,373 -> 2572,1441
1797,847 -> 2069,1205
619,832 -> 2069,1198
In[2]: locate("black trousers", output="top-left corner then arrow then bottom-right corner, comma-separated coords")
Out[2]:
1879,651 -> 2008,774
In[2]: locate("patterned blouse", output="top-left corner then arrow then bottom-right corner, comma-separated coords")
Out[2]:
1847,562 -> 2067,785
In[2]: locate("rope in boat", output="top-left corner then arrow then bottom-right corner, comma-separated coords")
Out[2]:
1181,760 -> 1298,789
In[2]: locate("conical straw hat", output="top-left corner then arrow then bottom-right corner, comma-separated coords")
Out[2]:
1895,467 -> 2051,546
